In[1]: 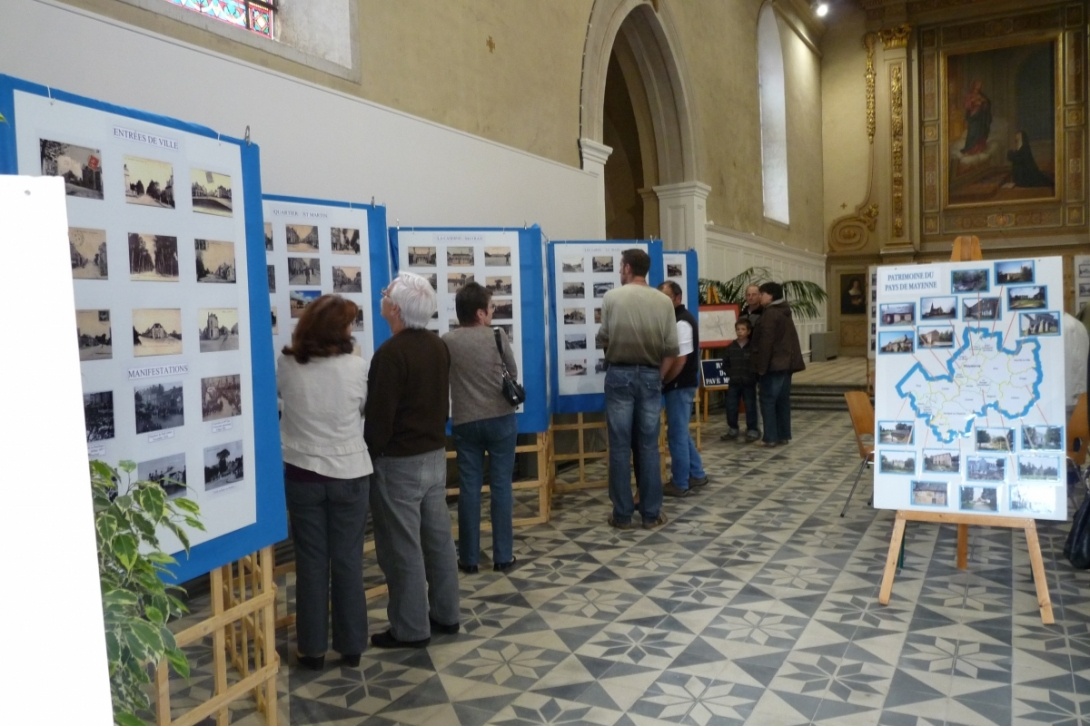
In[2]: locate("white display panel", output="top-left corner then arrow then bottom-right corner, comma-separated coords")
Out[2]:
873,257 -> 1067,520
1076,253 -> 1090,318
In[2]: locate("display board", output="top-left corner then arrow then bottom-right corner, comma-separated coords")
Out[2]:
263,195 -> 390,359
0,74 -> 286,582
873,257 -> 1067,520
547,240 -> 665,413
1077,253 -> 1090,318
663,250 -> 699,311
388,226 -> 548,432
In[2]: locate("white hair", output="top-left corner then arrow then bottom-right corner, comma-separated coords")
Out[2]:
388,271 -> 436,329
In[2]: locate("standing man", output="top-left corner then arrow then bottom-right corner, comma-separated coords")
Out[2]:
658,281 -> 709,497
751,281 -> 806,448
596,248 -> 679,529
741,283 -> 763,326
364,272 -> 460,648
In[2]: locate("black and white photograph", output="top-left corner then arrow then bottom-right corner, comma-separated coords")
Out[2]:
264,222 -> 273,251
271,306 -> 278,334
495,323 -> 513,338
485,247 -> 511,266
667,263 -> 683,278
333,265 -> 363,293
288,257 -> 321,286
593,281 -> 614,298
922,449 -> 960,473
447,272 -> 474,293
564,333 -> 587,350
563,282 -> 585,299
134,381 -> 184,434
195,239 -> 236,284
408,246 -> 436,266
917,325 -> 955,349
128,233 -> 179,282
592,256 -> 614,273
594,358 -> 608,374
486,276 -> 512,295
1022,424 -> 1063,450
1018,454 -> 1060,481
1010,484 -> 1055,514
40,138 -> 103,199
204,440 -> 244,491
132,308 -> 183,357
198,308 -> 240,353
422,273 -> 437,291
352,306 -> 365,332
69,227 -> 108,280
878,331 -> 914,354
879,302 -> 915,326
920,296 -> 957,319
202,374 -> 242,421
1079,260 -> 1090,278
951,268 -> 989,292
83,390 -> 114,442
965,455 -> 1006,482
960,485 -> 999,511
290,290 -> 321,318
910,480 -> 948,506
267,264 -> 276,293
564,359 -> 587,376
976,426 -> 1014,451
562,256 -> 584,273
138,452 -> 188,500
286,224 -> 319,252
447,246 -> 474,266
995,260 -> 1034,284
76,309 -> 112,361
331,227 -> 360,254
962,297 -> 1000,321
563,307 -> 586,324
878,421 -> 913,445
1079,282 -> 1090,297
1006,285 -> 1047,310
594,308 -> 602,324
123,155 -> 175,208
1019,311 -> 1060,336
189,168 -> 232,217
492,299 -> 513,319
879,450 -> 915,475
595,336 -> 606,350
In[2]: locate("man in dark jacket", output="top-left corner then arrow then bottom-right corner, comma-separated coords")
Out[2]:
751,281 -> 806,448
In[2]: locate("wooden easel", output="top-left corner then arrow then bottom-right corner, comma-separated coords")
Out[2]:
876,235 -> 1056,624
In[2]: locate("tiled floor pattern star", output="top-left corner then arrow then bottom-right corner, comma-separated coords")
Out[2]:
173,408 -> 1090,725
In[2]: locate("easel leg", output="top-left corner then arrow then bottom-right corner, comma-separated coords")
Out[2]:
1023,521 -> 1055,624
957,523 -> 969,569
879,512 -> 906,605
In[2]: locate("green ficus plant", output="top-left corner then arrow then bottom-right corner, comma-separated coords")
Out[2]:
91,460 -> 204,725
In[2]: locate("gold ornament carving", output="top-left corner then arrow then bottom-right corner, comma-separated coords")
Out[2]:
830,203 -> 880,252
879,24 -> 912,50
864,33 -> 877,143
890,63 -> 905,239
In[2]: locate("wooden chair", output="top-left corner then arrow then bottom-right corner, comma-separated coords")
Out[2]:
1067,392 -> 1089,505
841,390 -> 875,517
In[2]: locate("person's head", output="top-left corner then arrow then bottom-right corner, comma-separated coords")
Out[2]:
735,318 -> 752,342
382,271 -> 436,330
744,284 -> 761,309
620,248 -> 651,284
658,280 -> 682,305
454,281 -> 494,326
758,281 -> 784,306
283,294 -> 357,363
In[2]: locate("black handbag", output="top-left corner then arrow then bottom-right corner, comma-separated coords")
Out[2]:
1064,492 -> 1090,570
494,328 -> 525,407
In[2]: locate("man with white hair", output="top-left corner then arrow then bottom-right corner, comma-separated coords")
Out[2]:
364,272 -> 460,648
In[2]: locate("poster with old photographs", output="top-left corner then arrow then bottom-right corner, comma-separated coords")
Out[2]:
1076,254 -> 1090,319
663,250 -> 699,311
873,257 -> 1066,520
0,74 -> 285,581
262,196 -> 387,360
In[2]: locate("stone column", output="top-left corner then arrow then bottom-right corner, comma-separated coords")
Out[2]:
579,138 -> 612,239
652,180 -> 710,257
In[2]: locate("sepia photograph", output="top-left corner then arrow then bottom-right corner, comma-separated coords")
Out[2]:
195,239 -> 236,284
878,331 -> 914,354
264,222 -> 273,251
564,333 -> 587,350
975,426 -> 1014,451
333,266 -> 363,293
1017,454 -> 1060,481
563,282 -> 585,299
922,449 -> 960,473
594,308 -> 602,324
563,307 -> 586,325
83,390 -> 114,442
76,309 -> 112,361
129,233 -> 179,282
565,358 -> 587,376
69,227 -> 108,280
920,296 -> 957,319
1022,424 -> 1062,450
879,450 -> 916,475
1019,310 -> 1060,336
667,263 -> 683,278
951,268 -> 989,292
918,325 -> 955,349
485,247 -> 512,266
286,224 -> 319,252
204,440 -> 244,491
447,271 -> 474,293
41,138 -> 103,199
562,256 -> 584,273
1006,284 -> 1046,310
1010,484 -> 1055,514
910,480 -> 948,506
124,155 -> 175,208
965,455 -> 1006,482
879,302 -> 915,326
190,168 -> 232,216
267,264 -> 276,293
331,227 -> 360,254
290,290 -> 321,318
198,308 -> 240,353
592,256 -> 614,273
878,421 -> 913,445
288,257 -> 321,286
408,246 -> 437,266
962,297 -> 1000,321
202,374 -> 242,421
132,308 -> 183,357
995,260 -> 1034,284
593,281 -> 614,298
138,452 -> 188,499
486,276 -> 512,295
492,299 -> 513,320
447,246 -> 474,266
134,381 -> 184,434
959,485 -> 999,512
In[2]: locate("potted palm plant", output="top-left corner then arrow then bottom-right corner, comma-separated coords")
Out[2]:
699,266 -> 827,319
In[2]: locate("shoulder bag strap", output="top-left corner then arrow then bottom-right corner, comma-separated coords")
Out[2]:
493,327 -> 512,376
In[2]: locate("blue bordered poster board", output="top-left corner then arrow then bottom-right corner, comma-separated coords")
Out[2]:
547,240 -> 665,413
873,257 -> 1067,520
388,226 -> 549,433
263,195 -> 391,358
0,74 -> 286,582
663,249 -> 699,312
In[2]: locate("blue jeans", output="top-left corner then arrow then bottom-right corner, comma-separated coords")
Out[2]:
725,382 -> 759,434
663,387 -> 706,490
453,413 -> 517,567
370,449 -> 460,641
605,365 -> 663,524
758,370 -> 793,443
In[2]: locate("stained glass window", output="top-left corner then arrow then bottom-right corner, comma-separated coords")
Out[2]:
163,0 -> 278,38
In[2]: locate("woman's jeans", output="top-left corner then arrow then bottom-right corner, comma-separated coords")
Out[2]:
453,412 -> 517,567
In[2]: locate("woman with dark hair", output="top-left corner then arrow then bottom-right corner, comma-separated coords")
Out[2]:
442,282 -> 518,573
278,294 -> 371,669
751,281 -> 806,447
1007,130 -> 1052,188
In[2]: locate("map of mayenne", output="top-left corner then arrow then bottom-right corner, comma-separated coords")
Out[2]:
895,327 -> 1042,443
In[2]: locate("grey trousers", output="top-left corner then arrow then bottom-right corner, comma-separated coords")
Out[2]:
285,474 -> 369,657
371,448 -> 460,641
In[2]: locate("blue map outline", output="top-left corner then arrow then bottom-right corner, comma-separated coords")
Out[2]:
895,326 -> 1042,443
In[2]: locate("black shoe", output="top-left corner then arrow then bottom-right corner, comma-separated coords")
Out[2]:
458,561 -> 479,574
642,513 -> 668,530
430,617 -> 460,635
608,516 -> 635,530
663,481 -> 689,498
296,653 -> 325,670
370,630 -> 430,649
340,653 -> 361,668
689,476 -> 709,488
493,557 -> 517,572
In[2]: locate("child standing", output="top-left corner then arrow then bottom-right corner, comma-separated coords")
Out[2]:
721,319 -> 760,441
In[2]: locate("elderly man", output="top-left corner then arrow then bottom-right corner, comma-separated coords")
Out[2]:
741,283 -> 763,326
364,271 -> 460,648
658,281 -> 708,497
596,248 -> 678,529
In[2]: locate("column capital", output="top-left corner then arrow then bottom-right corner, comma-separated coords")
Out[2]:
579,138 -> 613,170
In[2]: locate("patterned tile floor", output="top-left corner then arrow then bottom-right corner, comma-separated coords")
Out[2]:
177,408 -> 1090,725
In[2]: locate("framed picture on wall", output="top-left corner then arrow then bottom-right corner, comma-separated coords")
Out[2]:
840,273 -> 866,315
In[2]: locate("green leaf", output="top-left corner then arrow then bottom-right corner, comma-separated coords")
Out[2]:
165,646 -> 190,678
173,497 -> 200,514
144,605 -> 164,624
114,711 -> 143,725
114,534 -> 139,571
